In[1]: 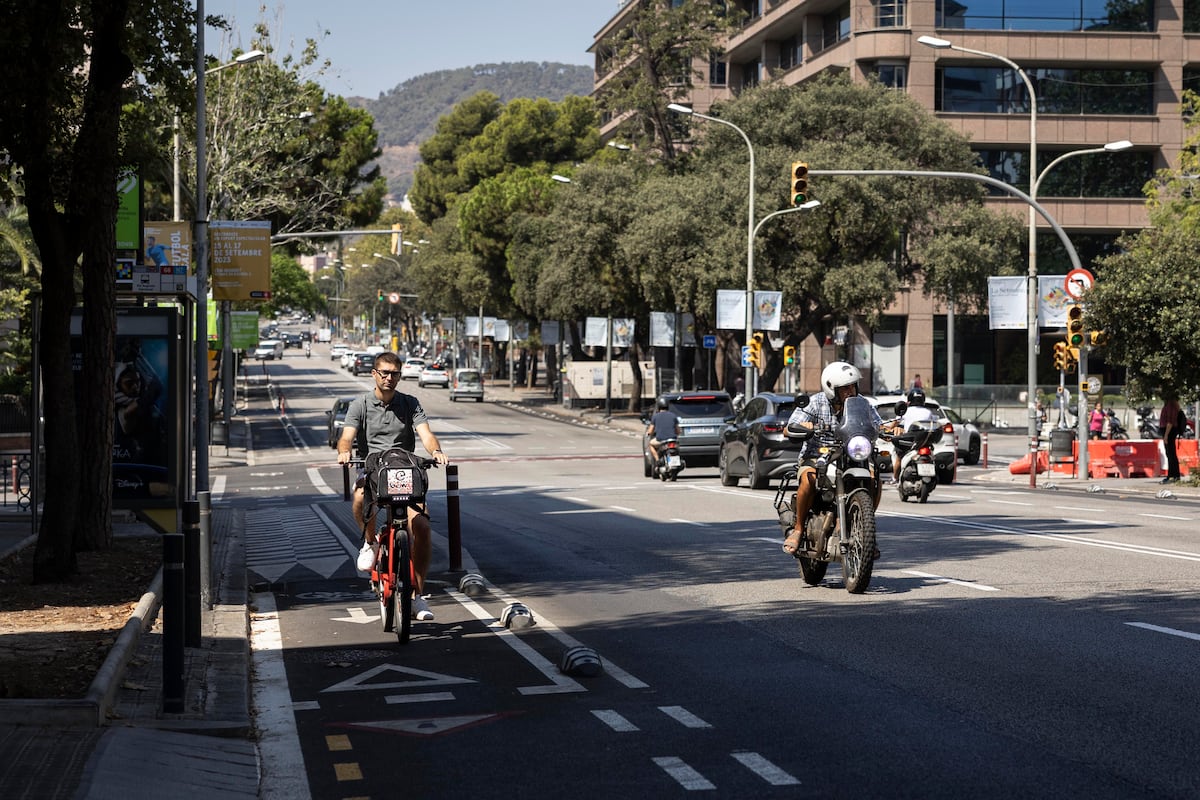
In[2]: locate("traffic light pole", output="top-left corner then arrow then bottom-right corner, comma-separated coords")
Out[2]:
1077,343 -> 1090,476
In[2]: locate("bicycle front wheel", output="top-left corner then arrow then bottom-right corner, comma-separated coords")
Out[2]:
393,521 -> 413,644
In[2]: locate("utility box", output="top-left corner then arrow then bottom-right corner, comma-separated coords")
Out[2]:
565,360 -> 656,404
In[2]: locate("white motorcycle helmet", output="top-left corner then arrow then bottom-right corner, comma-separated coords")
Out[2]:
821,361 -> 862,400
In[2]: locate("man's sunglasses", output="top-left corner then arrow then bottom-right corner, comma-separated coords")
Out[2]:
373,369 -> 402,378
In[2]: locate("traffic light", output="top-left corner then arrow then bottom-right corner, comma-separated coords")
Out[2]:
1066,304 -> 1084,347
1089,330 -> 1108,347
790,161 -> 809,206
1053,341 -> 1069,371
783,345 -> 796,365
748,332 -> 764,368
377,289 -> 384,302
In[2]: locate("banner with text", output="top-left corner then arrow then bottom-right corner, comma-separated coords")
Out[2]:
752,290 -> 783,331
715,289 -> 744,330
585,317 -> 636,348
211,220 -> 272,301
650,311 -> 696,347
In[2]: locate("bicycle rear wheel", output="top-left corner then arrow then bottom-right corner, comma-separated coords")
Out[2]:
393,523 -> 413,644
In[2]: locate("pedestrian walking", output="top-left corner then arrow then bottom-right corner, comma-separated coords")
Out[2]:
1160,393 -> 1183,483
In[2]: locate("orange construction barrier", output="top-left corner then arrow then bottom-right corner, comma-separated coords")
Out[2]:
1170,439 -> 1197,476
1008,451 -> 1049,475
1087,439 -> 1161,479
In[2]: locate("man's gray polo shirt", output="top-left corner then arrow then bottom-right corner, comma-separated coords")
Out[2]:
345,391 -> 428,454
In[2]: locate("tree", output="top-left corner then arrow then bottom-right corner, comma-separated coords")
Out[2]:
409,92 -> 503,224
1087,91 -> 1200,400
262,254 -> 324,318
593,0 -> 741,162
0,1 -> 194,580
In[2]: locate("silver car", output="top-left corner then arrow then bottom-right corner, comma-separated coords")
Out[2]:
448,369 -> 484,402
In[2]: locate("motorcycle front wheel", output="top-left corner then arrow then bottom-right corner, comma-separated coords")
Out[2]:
841,491 -> 877,594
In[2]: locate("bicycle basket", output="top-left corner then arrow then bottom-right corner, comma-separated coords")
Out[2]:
368,448 -> 428,503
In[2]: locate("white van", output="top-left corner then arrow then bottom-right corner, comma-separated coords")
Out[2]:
253,340 -> 285,360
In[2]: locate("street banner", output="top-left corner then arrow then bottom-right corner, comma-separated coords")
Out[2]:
716,289 -> 744,330
752,290 -> 782,331
211,220 -> 272,301
540,320 -> 560,346
465,316 -> 498,338
512,320 -> 530,341
987,276 -> 1026,329
650,311 -> 698,348
230,311 -> 260,350
1038,275 -> 1070,328
494,320 -> 510,342
115,168 -> 141,251
135,221 -> 191,294
585,317 -> 636,347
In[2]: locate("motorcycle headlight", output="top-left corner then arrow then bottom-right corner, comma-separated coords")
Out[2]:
846,435 -> 874,462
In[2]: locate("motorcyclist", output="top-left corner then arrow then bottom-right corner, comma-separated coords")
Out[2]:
891,387 -> 940,480
304,340 -> 312,358
782,362 -> 896,555
646,396 -> 681,466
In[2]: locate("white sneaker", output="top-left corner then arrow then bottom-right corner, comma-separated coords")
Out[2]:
356,541 -> 377,572
412,595 -> 434,621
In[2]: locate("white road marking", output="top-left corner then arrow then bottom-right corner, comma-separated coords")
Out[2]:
990,499 -> 1032,507
902,569 -> 1000,592
610,505 -> 636,512
384,692 -> 457,704
659,705 -> 711,728
1059,517 -> 1116,526
669,518 -> 708,527
210,474 -> 226,500
731,751 -> 801,786
1138,513 -> 1193,521
1125,622 -> 1200,642
592,709 -> 639,732
653,757 -> 715,791
1054,505 -> 1102,512
292,700 -> 319,712
307,466 -> 337,496
544,508 -> 609,515
563,496 -> 589,503
252,594 -> 311,800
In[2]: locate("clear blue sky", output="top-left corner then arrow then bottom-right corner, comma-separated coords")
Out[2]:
203,0 -> 618,99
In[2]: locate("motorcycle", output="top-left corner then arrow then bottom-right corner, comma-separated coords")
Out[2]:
653,438 -> 684,482
304,343 -> 312,358
1103,408 -> 1129,439
1136,406 -> 1160,439
773,393 -> 881,594
892,413 -> 942,504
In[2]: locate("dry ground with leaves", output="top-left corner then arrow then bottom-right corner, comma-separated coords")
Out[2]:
0,536 -> 161,699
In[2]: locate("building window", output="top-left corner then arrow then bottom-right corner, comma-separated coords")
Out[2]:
877,0 -> 907,27
710,55 -> 728,87
819,3 -> 851,52
875,63 -> 907,89
1187,0 -> 1200,32
974,148 -> 1152,196
934,67 -> 1154,116
779,35 -> 801,71
741,60 -> 761,90
936,0 -> 1152,32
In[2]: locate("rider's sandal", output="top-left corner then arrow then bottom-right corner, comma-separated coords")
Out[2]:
782,529 -> 803,556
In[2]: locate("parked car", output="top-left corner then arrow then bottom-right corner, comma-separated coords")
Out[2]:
341,350 -> 362,370
942,405 -> 983,465
449,368 -> 484,402
325,396 -> 355,448
351,353 -> 376,376
718,392 -> 805,489
641,391 -> 735,474
868,395 -> 957,484
400,358 -> 426,380
253,340 -> 284,360
418,362 -> 450,388
330,343 -> 350,361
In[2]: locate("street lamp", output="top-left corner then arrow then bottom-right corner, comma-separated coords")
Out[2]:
667,102 -> 757,394
918,34 -> 1041,474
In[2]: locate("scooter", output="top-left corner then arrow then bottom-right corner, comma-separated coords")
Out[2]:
891,420 -> 942,504
1136,406 -> 1160,439
1103,408 -> 1128,439
653,438 -> 684,482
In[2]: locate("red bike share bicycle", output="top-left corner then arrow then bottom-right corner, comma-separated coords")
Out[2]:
342,449 -> 438,644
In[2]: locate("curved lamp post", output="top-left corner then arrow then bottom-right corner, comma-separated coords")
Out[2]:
667,102 -> 757,393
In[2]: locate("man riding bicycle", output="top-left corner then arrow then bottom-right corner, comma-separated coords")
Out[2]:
337,351 -> 450,621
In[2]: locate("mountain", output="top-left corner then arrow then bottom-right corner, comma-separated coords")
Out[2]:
350,62 -> 595,201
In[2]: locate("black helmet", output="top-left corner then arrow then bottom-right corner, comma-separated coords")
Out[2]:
907,388 -> 926,407
657,396 -> 669,411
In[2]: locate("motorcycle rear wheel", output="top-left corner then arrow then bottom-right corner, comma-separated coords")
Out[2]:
918,481 -> 930,504
841,491 -> 877,594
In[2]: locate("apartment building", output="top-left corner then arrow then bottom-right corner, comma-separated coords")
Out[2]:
592,0 -> 1197,396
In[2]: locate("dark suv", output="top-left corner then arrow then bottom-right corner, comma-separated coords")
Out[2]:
642,391 -> 735,474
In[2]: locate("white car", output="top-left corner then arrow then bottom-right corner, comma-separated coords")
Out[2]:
400,358 -> 426,380
418,362 -> 450,388
330,343 -> 350,361
342,351 -> 365,370
253,340 -> 284,360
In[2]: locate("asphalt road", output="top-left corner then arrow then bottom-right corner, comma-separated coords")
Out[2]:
228,345 -> 1200,799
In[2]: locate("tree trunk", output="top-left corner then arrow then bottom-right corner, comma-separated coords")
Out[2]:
627,343 -> 644,412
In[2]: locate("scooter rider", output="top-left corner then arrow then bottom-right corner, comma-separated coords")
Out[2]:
782,362 -> 897,555
891,387 -> 939,479
646,396 -> 681,465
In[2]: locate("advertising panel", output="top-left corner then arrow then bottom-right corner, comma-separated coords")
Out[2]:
211,220 -> 272,301
135,221 -> 192,294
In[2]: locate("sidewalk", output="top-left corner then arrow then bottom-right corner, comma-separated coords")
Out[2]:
0,419 -> 258,800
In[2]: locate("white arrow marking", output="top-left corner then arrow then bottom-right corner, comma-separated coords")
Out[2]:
331,607 -> 380,624
344,714 -> 503,736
